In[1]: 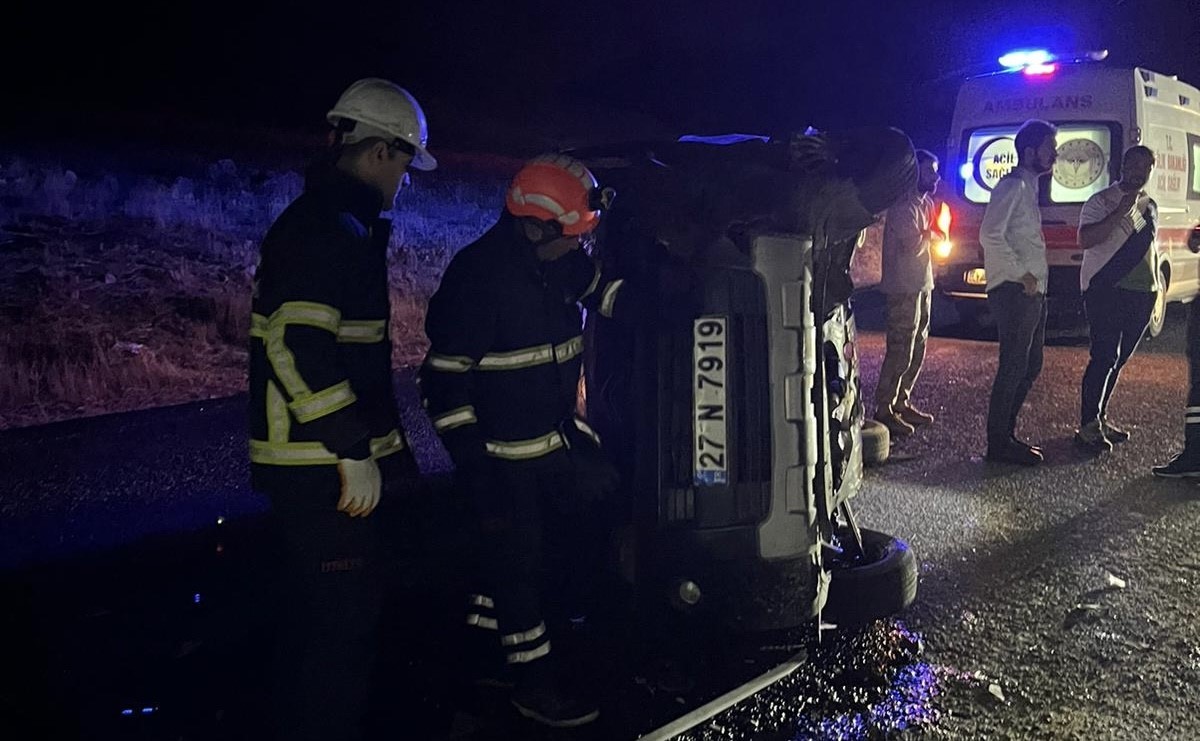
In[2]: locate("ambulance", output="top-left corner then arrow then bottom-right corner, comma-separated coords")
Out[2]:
934,50 -> 1200,336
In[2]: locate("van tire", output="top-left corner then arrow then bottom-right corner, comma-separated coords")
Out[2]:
824,528 -> 918,626
1148,272 -> 1168,338
861,420 -> 890,466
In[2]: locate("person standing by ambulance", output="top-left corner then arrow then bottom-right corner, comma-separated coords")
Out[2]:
1074,145 -> 1158,453
874,149 -> 941,436
980,119 -> 1058,465
1153,224 -> 1200,477
248,78 -> 436,741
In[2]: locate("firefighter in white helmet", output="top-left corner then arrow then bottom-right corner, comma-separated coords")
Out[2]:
248,78 -> 434,741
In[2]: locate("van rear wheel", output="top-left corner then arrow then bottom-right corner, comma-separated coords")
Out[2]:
823,528 -> 917,626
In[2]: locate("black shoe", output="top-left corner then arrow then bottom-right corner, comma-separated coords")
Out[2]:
1074,422 -> 1113,454
511,672 -> 599,728
987,440 -> 1043,466
1152,451 -> 1200,479
1011,436 -> 1043,455
1101,419 -> 1130,443
875,410 -> 915,437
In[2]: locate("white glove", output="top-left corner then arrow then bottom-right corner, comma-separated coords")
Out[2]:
336,457 -> 381,518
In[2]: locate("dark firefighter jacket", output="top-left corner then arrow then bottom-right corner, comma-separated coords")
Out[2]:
419,216 -> 638,470
248,162 -> 410,492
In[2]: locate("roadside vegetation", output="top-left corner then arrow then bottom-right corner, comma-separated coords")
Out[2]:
0,147 -> 880,429
0,151 -> 507,428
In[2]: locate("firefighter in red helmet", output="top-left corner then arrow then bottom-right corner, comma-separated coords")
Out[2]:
420,154 -> 632,728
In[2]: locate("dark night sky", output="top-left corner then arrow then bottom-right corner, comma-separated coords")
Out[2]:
6,0 -> 1199,154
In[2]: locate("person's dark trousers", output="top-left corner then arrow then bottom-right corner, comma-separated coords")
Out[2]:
986,281 -> 1047,448
462,451 -> 602,674
1187,299 -> 1200,447
266,477 -> 382,741
1079,286 -> 1156,426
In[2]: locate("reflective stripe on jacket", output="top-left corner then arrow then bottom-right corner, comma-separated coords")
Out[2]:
419,216 -> 628,468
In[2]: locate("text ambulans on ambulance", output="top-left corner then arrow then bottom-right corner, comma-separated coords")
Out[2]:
935,56 -> 1200,336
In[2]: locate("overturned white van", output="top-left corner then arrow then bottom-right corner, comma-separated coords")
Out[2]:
574,129 -> 921,632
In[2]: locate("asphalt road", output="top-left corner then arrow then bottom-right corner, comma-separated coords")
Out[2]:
1,297 -> 1196,739
848,298 -> 1200,740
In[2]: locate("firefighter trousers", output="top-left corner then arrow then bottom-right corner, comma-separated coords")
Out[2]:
461,449 -> 606,675
265,476 -> 382,741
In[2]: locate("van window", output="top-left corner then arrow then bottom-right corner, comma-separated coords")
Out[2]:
960,122 -> 1120,205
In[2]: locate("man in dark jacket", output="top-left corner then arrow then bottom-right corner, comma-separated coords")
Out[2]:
1153,224 -> 1200,478
420,155 -> 632,728
248,78 -> 436,741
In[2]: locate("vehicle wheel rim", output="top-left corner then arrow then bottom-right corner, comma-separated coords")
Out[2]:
1151,290 -> 1166,335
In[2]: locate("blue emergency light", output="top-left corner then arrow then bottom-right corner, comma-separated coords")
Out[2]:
998,49 -> 1053,69
998,48 -> 1108,74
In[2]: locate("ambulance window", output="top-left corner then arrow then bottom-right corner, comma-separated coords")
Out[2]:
1189,134 -> 1200,201
961,123 -> 1119,204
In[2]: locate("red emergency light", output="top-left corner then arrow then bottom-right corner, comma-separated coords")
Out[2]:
1023,63 -> 1058,76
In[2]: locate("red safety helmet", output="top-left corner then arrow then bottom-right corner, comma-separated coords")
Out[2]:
505,155 -> 613,237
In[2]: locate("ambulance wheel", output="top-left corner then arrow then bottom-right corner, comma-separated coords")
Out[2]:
861,420 -> 890,466
952,301 -> 995,339
823,528 -> 918,626
1148,274 -> 1167,338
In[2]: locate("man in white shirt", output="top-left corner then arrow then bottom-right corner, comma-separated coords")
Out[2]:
1074,145 -> 1158,453
874,150 -> 941,436
979,119 -> 1057,465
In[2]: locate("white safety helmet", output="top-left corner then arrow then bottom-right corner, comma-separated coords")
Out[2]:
326,78 -> 437,171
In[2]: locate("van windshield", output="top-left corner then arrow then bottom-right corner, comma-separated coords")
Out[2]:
961,122 -> 1120,205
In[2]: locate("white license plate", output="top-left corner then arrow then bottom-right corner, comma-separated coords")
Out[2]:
965,268 -> 987,286
693,316 -> 728,486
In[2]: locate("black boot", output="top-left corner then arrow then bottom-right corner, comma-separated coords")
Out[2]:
510,659 -> 599,728
1154,426 -> 1200,479
1153,447 -> 1200,479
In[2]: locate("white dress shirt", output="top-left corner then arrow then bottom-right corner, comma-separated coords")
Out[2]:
979,167 -> 1047,293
